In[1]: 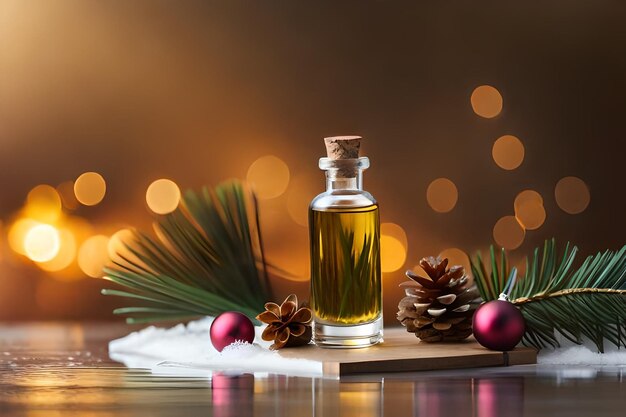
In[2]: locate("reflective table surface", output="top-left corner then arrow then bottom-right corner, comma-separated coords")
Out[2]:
1,322 -> 625,416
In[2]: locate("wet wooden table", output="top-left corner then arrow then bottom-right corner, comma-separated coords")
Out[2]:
0,322 -> 625,416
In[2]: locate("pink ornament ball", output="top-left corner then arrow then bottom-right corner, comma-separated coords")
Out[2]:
210,311 -> 255,352
473,300 -> 525,351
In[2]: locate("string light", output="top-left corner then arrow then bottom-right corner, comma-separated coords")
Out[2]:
246,155 -> 290,200
24,224 -> 61,262
471,85 -> 503,118
146,179 -> 181,215
74,172 -> 106,206
427,178 -> 458,213
492,135 -> 525,170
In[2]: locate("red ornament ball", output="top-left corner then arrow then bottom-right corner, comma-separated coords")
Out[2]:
472,300 -> 525,351
210,311 -> 255,352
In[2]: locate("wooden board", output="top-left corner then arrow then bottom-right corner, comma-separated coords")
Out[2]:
277,327 -> 537,378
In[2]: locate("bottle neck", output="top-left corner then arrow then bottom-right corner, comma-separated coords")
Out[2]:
326,170 -> 363,191
319,157 -> 369,192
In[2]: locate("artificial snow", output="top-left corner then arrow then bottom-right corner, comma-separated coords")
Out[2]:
108,317 -> 323,378
109,318 -> 626,378
538,333 -> 626,366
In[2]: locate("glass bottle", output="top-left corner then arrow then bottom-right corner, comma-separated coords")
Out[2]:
309,136 -> 383,348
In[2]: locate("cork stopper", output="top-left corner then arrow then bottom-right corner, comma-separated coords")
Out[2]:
324,136 -> 362,160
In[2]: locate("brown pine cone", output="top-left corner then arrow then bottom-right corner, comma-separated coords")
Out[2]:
397,256 -> 480,342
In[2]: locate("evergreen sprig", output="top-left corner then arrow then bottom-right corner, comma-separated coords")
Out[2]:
470,239 -> 626,352
101,181 -> 273,324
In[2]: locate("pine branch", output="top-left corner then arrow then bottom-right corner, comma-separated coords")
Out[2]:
471,239 -> 626,351
101,181 -> 273,324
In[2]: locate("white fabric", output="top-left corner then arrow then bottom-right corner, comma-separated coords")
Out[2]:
108,317 -> 323,378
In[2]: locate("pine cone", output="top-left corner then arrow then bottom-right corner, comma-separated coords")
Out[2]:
256,294 -> 313,350
397,256 -> 480,342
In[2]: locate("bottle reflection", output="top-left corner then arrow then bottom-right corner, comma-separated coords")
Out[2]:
313,380 -> 383,417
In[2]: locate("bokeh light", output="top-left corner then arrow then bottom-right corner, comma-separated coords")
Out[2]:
514,189 -> 546,230
56,181 -> 79,210
38,228 -> 77,272
471,85 -> 503,118
146,179 -> 181,215
8,218 -> 39,255
381,222 -> 408,249
25,185 -> 63,223
493,215 -> 525,250
24,224 -> 61,262
492,135 -> 525,170
438,247 -> 471,276
74,172 -> 106,206
555,176 -> 591,214
286,174 -> 318,227
426,178 -> 458,213
381,235 -> 407,273
77,235 -> 110,278
246,155 -> 290,200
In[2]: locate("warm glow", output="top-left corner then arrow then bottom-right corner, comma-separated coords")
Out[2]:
555,176 -> 591,214
493,215 -> 525,250
514,190 -> 546,230
78,235 -> 110,278
246,155 -> 290,200
8,218 -> 39,255
438,248 -> 470,276
492,135 -> 525,170
146,179 -> 181,214
471,85 -> 503,118
24,224 -> 61,262
381,222 -> 408,249
381,235 -> 406,273
74,172 -> 106,206
286,174 -> 317,227
426,178 -> 458,213
514,189 -> 543,207
38,228 -> 77,272
56,181 -> 79,210
25,185 -> 63,223
108,228 -> 135,259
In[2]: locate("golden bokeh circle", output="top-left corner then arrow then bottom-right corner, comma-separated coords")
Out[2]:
78,235 -> 110,278
514,189 -> 543,207
471,85 -> 503,118
146,179 -> 181,215
246,155 -> 290,200
381,223 -> 408,249
380,235 -> 406,273
8,218 -> 39,255
286,174 -> 317,227
74,172 -> 106,206
25,185 -> 63,223
24,224 -> 61,262
426,178 -> 458,213
493,215 -> 525,250
555,176 -> 590,214
438,248 -> 470,275
492,135 -> 525,170
514,190 -> 546,230
38,228 -> 77,272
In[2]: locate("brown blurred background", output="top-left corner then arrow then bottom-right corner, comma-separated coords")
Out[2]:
1,0 -> 625,323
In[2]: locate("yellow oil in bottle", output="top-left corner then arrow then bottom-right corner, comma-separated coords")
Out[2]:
309,205 -> 381,325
